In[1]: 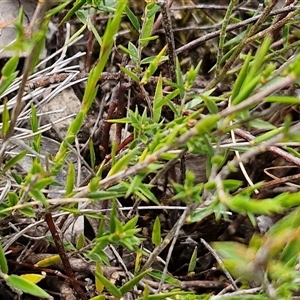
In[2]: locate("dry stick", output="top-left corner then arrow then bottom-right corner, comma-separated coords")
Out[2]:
175,5 -> 296,56
255,172 -> 300,196
158,0 -> 187,229
8,260 -> 87,287
204,0 -> 280,92
201,238 -> 238,290
216,0 -> 239,73
271,0 -> 296,39
171,4 -> 257,12
102,133 -> 134,164
152,0 -> 174,34
234,128 -> 300,167
217,121 -> 300,184
99,80 -> 131,158
45,213 -> 87,300
211,287 -> 262,299
157,0 -> 177,84
141,204 -> 193,273
245,8 -> 300,44
100,100 -> 117,157
157,206 -> 189,292
143,278 -> 227,290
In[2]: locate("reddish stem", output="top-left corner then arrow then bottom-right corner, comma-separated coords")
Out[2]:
44,213 -> 87,300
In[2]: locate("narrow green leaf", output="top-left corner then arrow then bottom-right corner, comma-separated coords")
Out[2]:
3,151 -> 27,173
142,285 -> 149,300
128,42 -> 139,64
59,0 -> 86,25
89,139 -> 96,169
125,6 -> 140,31
20,206 -> 35,218
35,255 -> 61,267
47,1 -> 71,18
5,274 -> 51,298
88,176 -> 101,193
109,200 -> 117,234
119,269 -> 151,295
88,190 -> 126,200
231,52 -> 251,100
152,216 -> 161,246
119,65 -> 140,83
175,57 -> 184,99
95,271 -> 122,298
138,185 -> 159,205
248,119 -> 276,130
89,295 -> 106,300
231,73 -> 260,105
134,249 -> 142,274
185,60 -> 202,91
68,111 -> 84,135
141,45 -> 167,85
0,72 -> 18,95
1,56 -> 19,77
123,175 -> 141,198
107,148 -> 137,176
29,22 -> 49,73
149,270 -> 181,286
201,95 -> 218,114
140,55 -> 168,65
153,75 -> 163,123
95,261 -> 104,293
0,243 -> 8,274
118,44 -> 135,56
246,36 -> 271,85
122,215 -> 139,231
252,127 -> 283,144
8,192 -> 18,206
33,177 -> 53,191
2,100 -> 10,136
140,3 -> 158,47
30,104 -> 38,133
140,35 -> 159,43
55,1 -> 127,166
65,162 -> 75,196
195,114 -> 220,135
29,189 -> 47,206
265,95 -> 300,104
188,246 -> 197,273
76,232 -> 85,250
88,19 -> 103,47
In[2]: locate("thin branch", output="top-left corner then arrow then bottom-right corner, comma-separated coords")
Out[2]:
175,5 -> 296,56
201,238 -> 238,290
45,213 -> 87,300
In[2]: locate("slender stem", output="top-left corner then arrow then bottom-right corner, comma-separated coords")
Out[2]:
45,213 -> 87,300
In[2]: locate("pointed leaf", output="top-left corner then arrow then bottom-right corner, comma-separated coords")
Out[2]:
119,269 -> 151,295
152,216 -> 161,246
95,271 -> 122,298
5,274 -> 51,298
0,243 -> 8,274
